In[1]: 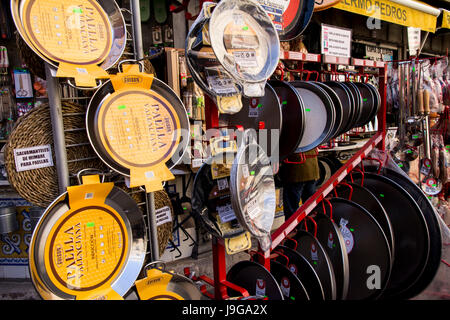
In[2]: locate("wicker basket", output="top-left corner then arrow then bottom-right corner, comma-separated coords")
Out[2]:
4,102 -> 107,207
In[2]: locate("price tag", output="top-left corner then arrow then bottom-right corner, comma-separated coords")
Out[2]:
155,206 -> 172,226
247,197 -> 261,219
217,178 -> 229,191
217,204 -> 236,223
233,50 -> 258,68
206,76 -> 238,95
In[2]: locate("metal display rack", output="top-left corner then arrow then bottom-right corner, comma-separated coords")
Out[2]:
196,53 -> 388,300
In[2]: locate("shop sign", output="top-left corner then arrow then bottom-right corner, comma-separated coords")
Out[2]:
321,24 -> 352,58
365,45 -> 394,61
334,0 -> 437,33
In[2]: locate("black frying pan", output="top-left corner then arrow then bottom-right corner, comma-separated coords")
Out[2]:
341,82 -> 363,130
269,259 -> 310,301
307,209 -> 350,300
363,165 -> 442,300
275,245 -> 325,300
319,198 -> 392,300
269,80 -> 306,160
219,83 -> 282,160
353,82 -> 375,128
363,83 -> 381,125
290,81 -> 336,151
313,82 -> 344,140
325,81 -> 355,134
334,182 -> 395,259
226,260 -> 284,300
351,172 -> 431,299
284,228 -> 337,300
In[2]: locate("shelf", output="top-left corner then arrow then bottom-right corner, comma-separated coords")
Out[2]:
280,50 -> 321,62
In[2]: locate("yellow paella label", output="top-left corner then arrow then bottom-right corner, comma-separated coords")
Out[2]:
135,269 -> 184,300
97,88 -> 180,191
225,232 -> 252,255
43,180 -> 129,297
21,0 -> 113,65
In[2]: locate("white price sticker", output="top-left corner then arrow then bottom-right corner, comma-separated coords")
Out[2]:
247,197 -> 261,219
206,76 -> 237,95
233,51 -> 258,68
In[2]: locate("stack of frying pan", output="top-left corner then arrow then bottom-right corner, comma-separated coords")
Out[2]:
224,158 -> 442,300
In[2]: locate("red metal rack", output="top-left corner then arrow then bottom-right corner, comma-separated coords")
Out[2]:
202,53 -> 388,300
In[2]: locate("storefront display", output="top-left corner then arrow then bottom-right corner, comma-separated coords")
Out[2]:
0,0 -> 447,303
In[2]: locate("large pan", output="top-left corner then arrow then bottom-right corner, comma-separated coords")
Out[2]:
268,258 -> 310,300
334,182 -> 395,259
256,0 -> 315,41
11,0 -> 126,88
275,245 -> 325,300
268,80 -> 306,160
316,198 -> 392,300
307,209 -> 350,300
29,175 -> 147,300
353,82 -> 376,128
351,172 -> 431,299
341,82 -> 363,130
325,81 -> 356,134
284,227 -> 337,300
313,82 -> 344,139
290,81 -> 336,151
226,260 -> 284,299
363,164 -> 442,299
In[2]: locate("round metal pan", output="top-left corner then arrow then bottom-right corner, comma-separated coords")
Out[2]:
326,81 -> 356,134
86,77 -> 190,175
276,245 -> 325,300
269,260 -> 310,300
335,182 -> 395,258
226,260 -> 284,300
363,83 -> 381,125
11,0 -> 126,73
341,82 -> 363,130
313,82 -> 344,140
290,81 -> 335,151
256,0 -> 315,41
191,151 -> 245,239
353,82 -> 375,128
351,172 -> 431,299
219,83 -> 282,160
307,213 -> 350,300
268,80 -> 305,160
317,158 -> 331,187
320,198 -> 392,300
363,165 -> 442,299
29,184 -> 147,300
285,229 -> 337,300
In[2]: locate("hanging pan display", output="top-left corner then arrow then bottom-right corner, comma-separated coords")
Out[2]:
229,131 -> 276,252
341,82 -> 363,129
268,80 -> 305,160
86,62 -> 190,192
275,245 -> 325,300
134,262 -> 205,300
255,0 -> 315,41
219,83 -> 282,161
29,174 -> 147,300
290,81 -> 335,151
363,164 -> 442,300
185,0 -> 280,114
314,0 -> 343,12
226,260 -> 284,300
352,82 -> 377,128
324,81 -> 355,134
351,172 -> 430,299
284,218 -> 337,300
309,201 -> 350,300
11,0 -> 127,88
313,82 -> 344,139
316,197 -> 392,300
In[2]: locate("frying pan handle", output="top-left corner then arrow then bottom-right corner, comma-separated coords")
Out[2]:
118,59 -> 145,73
66,78 -> 103,91
271,250 -> 290,267
283,153 -> 306,164
349,167 -> 365,186
283,236 -> 298,250
76,168 -> 107,185
321,198 -> 334,220
334,182 -> 353,201
144,260 -> 167,272
303,216 -> 318,238
248,250 -> 265,262
363,157 -> 383,174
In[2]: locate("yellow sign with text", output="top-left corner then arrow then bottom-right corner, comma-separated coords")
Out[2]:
442,10 -> 450,29
334,0 -> 437,32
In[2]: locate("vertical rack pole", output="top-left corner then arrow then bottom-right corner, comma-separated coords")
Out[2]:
45,63 -> 69,193
130,0 -> 160,261
378,64 -> 388,151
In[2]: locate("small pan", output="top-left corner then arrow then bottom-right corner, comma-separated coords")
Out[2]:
284,222 -> 337,300
268,80 -> 306,160
290,81 -> 336,151
309,201 -> 350,300
275,245 -> 325,300
321,197 -> 392,300
351,172 -> 430,299
226,260 -> 284,300
269,256 -> 310,300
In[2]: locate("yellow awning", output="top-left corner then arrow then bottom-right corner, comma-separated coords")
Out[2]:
441,9 -> 450,29
334,0 -> 439,33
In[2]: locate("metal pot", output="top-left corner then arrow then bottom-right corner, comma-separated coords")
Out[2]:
0,207 -> 18,234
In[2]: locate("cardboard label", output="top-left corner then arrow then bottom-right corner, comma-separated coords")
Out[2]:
224,232 -> 252,255
211,162 -> 233,180
14,145 -> 54,172
22,0 -> 112,65
155,206 -> 172,227
206,76 -> 237,95
233,50 -> 258,68
217,203 -> 236,223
